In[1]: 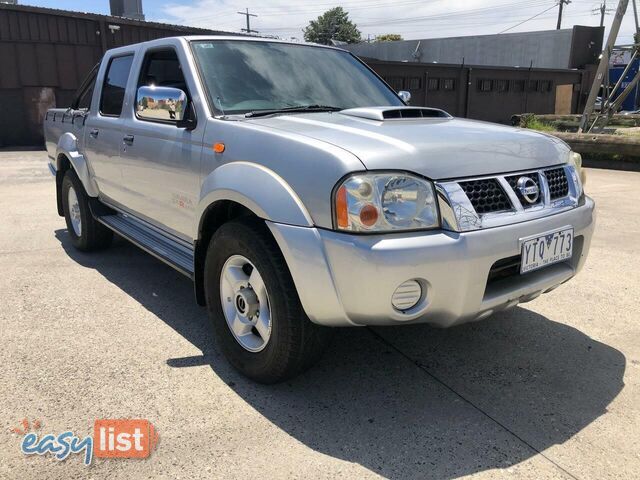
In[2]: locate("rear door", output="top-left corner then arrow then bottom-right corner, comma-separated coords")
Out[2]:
118,46 -> 205,240
84,53 -> 135,202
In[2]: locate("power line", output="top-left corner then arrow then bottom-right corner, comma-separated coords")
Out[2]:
257,0 -> 448,17
191,0 -> 447,24
192,0 -> 548,25
244,0 -> 447,14
256,9 -> 596,33
498,3 -> 560,33
255,8 -> 593,31
163,0 -> 610,39
357,1 -> 550,27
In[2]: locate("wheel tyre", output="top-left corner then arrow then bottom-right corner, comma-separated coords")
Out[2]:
61,170 -> 113,251
204,217 -> 332,384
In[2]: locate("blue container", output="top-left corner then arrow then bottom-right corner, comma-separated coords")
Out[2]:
609,58 -> 639,111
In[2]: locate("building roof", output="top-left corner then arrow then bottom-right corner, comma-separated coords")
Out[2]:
344,26 -> 604,70
0,2 -> 234,35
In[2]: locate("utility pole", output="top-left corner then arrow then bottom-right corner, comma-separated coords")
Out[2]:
599,1 -> 607,26
579,0 -> 632,132
556,0 -> 571,30
599,3 -> 606,26
594,1 -> 614,26
237,8 -> 258,34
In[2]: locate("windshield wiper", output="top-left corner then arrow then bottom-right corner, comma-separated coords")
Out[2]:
245,105 -> 342,118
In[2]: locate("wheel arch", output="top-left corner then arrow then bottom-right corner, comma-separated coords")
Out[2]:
194,162 -> 313,238
55,151 -> 111,218
55,153 -> 72,216
194,199 -> 262,305
193,163 -> 314,306
55,132 -> 100,198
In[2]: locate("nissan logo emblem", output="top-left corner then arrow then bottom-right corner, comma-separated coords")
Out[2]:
516,176 -> 540,204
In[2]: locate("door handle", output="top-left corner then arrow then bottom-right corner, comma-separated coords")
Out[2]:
89,129 -> 99,138
123,134 -> 134,145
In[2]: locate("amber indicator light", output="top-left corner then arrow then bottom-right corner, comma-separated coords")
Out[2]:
336,186 -> 349,228
359,204 -> 379,226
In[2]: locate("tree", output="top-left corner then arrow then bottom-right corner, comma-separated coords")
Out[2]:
303,7 -> 361,45
376,34 -> 403,42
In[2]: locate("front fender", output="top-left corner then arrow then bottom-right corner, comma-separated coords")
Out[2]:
56,132 -> 99,197
195,162 -> 314,238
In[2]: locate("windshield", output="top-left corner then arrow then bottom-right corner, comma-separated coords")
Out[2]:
191,40 -> 403,115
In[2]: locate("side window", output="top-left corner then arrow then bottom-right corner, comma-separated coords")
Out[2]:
135,49 -> 189,123
100,55 -> 134,116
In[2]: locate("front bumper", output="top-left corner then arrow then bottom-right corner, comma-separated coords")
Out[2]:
267,196 -> 595,328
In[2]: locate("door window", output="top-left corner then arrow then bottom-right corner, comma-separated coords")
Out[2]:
135,49 -> 189,124
73,65 -> 98,111
100,55 -> 134,116
76,76 -> 96,110
138,49 -> 187,91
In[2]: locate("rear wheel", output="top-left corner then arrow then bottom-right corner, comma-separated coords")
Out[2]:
204,217 -> 332,383
61,170 -> 113,251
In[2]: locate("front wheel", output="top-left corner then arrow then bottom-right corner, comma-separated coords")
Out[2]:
61,170 -> 113,251
204,217 -> 332,383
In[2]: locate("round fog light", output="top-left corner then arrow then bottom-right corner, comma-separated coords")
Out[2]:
391,280 -> 423,311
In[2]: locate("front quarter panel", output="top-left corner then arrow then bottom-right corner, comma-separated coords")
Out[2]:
197,162 -> 314,235
195,117 -> 364,237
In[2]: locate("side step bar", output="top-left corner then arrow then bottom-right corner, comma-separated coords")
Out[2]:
97,213 -> 194,278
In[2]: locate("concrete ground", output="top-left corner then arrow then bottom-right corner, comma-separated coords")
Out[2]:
0,150 -> 638,479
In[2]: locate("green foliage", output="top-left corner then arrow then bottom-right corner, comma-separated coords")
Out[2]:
303,7 -> 361,45
376,34 -> 403,42
520,114 -> 554,132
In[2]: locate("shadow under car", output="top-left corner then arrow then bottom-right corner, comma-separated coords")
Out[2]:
55,228 -> 625,479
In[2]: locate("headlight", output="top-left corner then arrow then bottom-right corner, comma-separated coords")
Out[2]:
334,172 -> 439,232
569,151 -> 586,186
568,151 -> 585,199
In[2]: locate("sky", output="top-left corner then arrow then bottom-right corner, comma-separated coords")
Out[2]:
22,0 -> 639,44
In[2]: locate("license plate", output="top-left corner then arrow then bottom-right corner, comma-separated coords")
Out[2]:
520,227 -> 574,274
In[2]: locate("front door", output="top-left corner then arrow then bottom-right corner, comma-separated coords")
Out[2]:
118,48 -> 204,241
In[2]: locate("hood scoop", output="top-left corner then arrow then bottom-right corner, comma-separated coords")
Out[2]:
340,106 -> 452,121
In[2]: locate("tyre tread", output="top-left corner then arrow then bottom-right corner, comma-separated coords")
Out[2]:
205,217 -> 331,383
62,170 -> 112,251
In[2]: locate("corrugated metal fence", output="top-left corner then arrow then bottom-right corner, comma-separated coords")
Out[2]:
0,4 -> 227,146
366,60 -> 589,124
0,3 -> 594,146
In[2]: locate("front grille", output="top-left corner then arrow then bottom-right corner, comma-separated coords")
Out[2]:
459,178 -> 511,215
544,167 -> 569,200
439,165 -> 579,232
506,173 -> 542,207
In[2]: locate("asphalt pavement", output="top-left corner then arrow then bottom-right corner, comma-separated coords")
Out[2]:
0,150 -> 638,479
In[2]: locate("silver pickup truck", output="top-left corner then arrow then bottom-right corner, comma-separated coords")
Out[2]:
45,36 -> 595,383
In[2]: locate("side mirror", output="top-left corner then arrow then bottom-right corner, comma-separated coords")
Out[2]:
398,90 -> 411,104
136,86 -> 188,124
